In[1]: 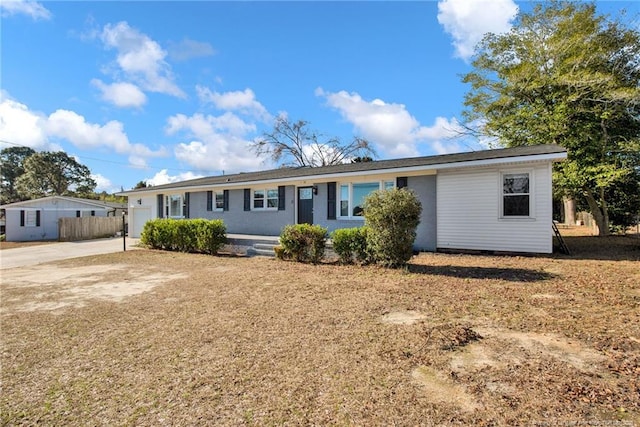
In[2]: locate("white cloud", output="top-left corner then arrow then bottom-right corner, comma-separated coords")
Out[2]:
47,110 -> 131,153
100,21 -> 185,98
166,112 -> 264,173
168,38 -> 216,61
146,169 -> 204,186
196,86 -> 272,122
0,94 -> 165,167
91,79 -> 147,108
91,173 -> 121,193
316,87 -> 475,157
0,0 -> 51,20
0,97 -> 50,149
437,0 -> 518,61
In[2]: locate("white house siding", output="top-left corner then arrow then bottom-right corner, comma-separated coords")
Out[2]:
436,162 -> 553,253
4,198 -> 111,241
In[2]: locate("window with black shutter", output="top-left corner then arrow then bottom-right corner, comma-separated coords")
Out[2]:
244,189 -> 251,211
327,182 -> 336,220
206,191 -> 213,211
278,186 -> 285,211
223,190 -> 229,211
157,194 -> 164,218
184,192 -> 190,218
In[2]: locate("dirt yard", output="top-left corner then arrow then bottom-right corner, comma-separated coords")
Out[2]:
1,228 -> 638,425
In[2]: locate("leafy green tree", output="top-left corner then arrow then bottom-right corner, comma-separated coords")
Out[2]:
16,151 -> 96,199
462,1 -> 640,235
253,117 -> 376,167
0,146 -> 35,204
133,180 -> 148,189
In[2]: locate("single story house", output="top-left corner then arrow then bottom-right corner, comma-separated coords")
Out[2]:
1,196 -> 127,241
121,144 -> 567,254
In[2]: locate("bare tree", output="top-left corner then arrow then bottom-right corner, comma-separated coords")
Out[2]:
253,117 -> 376,167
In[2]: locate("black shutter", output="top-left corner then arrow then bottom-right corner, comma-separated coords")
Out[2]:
327,182 -> 336,220
397,177 -> 408,189
278,186 -> 285,211
206,191 -> 213,211
223,190 -> 229,211
157,194 -> 164,218
36,210 -> 41,226
244,189 -> 251,211
20,210 -> 25,227
184,192 -> 190,218
76,210 -> 81,218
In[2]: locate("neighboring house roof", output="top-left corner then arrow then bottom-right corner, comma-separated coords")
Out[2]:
121,144 -> 567,195
0,195 -> 127,210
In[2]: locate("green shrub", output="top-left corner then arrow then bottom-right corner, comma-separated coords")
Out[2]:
331,227 -> 370,264
363,188 -> 422,268
140,218 -> 227,254
279,224 -> 328,263
0,234 -> 5,242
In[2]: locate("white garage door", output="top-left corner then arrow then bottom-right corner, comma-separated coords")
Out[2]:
131,207 -> 151,238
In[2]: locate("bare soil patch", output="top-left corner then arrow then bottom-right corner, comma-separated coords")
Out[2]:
1,232 -> 638,426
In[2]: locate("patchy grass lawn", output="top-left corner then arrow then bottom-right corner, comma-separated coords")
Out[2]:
1,228 -> 638,426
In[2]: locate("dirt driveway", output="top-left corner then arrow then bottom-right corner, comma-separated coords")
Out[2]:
0,237 -> 139,269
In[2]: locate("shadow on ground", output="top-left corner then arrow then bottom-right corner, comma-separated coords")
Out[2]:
407,264 -> 554,282
557,235 -> 640,261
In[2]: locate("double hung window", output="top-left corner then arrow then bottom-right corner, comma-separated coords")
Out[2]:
502,173 -> 531,217
166,194 -> 183,218
339,180 -> 395,219
253,188 -> 278,210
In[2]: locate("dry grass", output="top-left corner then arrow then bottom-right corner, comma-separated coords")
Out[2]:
1,227 -> 638,426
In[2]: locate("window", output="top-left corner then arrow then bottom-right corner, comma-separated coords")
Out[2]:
338,181 -> 395,218
502,172 -> 530,217
253,188 -> 278,210
215,192 -> 225,210
207,191 -> 224,211
165,194 -> 183,218
25,210 -> 38,227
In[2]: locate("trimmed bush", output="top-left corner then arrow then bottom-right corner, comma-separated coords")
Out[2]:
140,218 -> 227,254
331,227 -> 370,264
363,188 -> 422,268
279,224 -> 328,263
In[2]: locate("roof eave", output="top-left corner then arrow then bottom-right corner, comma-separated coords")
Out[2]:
121,150 -> 567,195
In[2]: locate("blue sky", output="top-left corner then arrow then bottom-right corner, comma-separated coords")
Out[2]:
1,1 -> 637,192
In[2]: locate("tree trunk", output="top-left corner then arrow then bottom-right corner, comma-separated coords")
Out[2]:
583,189 -> 610,236
562,196 -> 576,225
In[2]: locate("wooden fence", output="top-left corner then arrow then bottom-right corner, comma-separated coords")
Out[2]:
58,216 -> 127,242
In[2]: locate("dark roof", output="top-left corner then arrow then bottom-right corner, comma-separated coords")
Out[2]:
123,144 -> 566,194
1,196 -> 127,209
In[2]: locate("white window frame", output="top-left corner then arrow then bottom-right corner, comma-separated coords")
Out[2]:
500,170 -> 534,219
252,188 -> 278,211
214,192 -> 225,211
24,209 -> 38,227
165,194 -> 184,218
338,180 -> 395,220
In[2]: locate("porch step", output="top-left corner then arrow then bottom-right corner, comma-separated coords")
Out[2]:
249,242 -> 279,257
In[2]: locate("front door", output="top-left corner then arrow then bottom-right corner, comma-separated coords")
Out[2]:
297,187 -> 314,224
